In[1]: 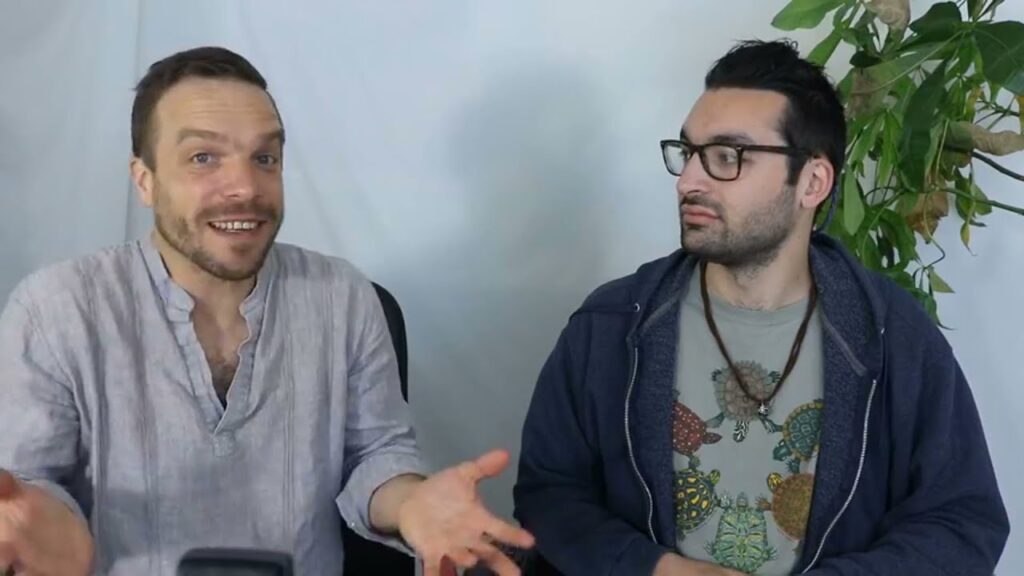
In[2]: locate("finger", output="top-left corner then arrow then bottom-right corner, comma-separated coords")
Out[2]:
440,556 -> 458,576
422,556 -> 441,576
0,471 -> 19,501
469,541 -> 521,576
470,449 -> 510,480
447,547 -> 479,568
482,516 -> 535,549
0,542 -> 16,573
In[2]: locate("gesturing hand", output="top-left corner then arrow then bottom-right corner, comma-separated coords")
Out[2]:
396,450 -> 534,576
0,469 -> 93,576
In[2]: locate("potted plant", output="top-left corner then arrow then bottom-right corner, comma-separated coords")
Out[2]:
772,0 -> 1024,322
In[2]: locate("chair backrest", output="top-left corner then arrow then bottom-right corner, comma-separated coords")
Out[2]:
371,282 -> 408,401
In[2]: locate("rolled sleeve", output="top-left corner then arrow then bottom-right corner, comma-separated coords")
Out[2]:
335,278 -> 429,552
336,450 -> 429,552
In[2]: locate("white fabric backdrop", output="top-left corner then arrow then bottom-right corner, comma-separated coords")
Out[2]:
2,1 -> 1020,572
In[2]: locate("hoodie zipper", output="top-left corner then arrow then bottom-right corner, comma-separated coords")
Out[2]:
801,372 -> 880,572
624,339 -> 657,543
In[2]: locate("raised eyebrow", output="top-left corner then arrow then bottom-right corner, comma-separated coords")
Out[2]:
257,129 -> 286,147
176,128 -> 229,145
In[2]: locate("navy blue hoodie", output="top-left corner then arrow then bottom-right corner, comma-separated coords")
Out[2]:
514,234 -> 1008,575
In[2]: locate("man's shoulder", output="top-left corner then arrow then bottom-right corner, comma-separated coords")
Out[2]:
853,265 -> 952,360
576,251 -> 682,314
9,242 -> 143,311
271,243 -> 372,288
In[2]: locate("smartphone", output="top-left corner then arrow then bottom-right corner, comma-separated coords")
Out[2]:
177,548 -> 294,576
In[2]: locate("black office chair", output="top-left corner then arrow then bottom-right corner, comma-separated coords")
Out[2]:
339,282 -> 415,576
371,282 -> 408,401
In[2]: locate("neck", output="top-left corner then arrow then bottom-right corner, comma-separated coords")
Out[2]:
151,231 -> 254,324
703,234 -> 813,311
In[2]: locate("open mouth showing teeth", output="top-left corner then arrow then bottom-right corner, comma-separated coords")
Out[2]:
209,221 -> 261,232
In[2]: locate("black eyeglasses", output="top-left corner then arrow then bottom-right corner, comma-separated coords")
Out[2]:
660,139 -> 811,181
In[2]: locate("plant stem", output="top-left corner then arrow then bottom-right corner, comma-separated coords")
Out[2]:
981,100 -> 1020,118
942,188 -> 1024,216
970,151 -> 1024,182
984,111 -> 1009,130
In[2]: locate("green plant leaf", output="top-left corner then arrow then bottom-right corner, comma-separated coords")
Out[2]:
861,234 -> 884,271
877,234 -> 895,267
975,21 -> 1024,95
972,182 -> 993,215
862,45 -> 944,91
928,268 -> 955,293
772,0 -> 845,31
879,209 -> 919,265
842,169 -> 865,234
948,39 -> 976,79
809,28 -> 844,65
851,51 -> 882,68
833,1 -> 856,27
899,62 -> 948,190
875,113 -> 901,187
968,0 -> 984,20
960,221 -> 972,247
886,267 -> 917,291
849,114 -> 886,165
909,2 -> 963,39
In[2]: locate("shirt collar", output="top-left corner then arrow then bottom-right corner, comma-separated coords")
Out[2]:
139,233 -> 276,324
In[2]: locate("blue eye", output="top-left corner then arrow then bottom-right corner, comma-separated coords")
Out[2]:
191,152 -> 213,165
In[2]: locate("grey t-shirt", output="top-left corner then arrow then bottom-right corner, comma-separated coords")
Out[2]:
674,268 -> 824,575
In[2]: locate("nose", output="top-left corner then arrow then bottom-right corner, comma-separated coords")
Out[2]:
223,159 -> 258,201
676,153 -> 711,202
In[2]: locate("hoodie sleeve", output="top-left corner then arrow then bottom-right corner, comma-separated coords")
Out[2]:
514,321 -> 671,576
807,303 -> 1009,575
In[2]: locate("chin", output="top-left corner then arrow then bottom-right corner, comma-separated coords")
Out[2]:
212,265 -> 262,282
195,249 -> 269,282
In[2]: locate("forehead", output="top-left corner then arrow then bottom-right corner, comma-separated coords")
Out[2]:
153,77 -> 281,144
681,88 -> 789,143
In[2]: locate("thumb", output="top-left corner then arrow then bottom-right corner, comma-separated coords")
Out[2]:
0,469 -> 20,500
471,449 -> 510,480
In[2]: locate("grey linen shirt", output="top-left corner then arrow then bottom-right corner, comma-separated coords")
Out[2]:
0,239 -> 428,574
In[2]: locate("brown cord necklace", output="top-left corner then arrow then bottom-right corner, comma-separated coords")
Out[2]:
699,260 -> 817,417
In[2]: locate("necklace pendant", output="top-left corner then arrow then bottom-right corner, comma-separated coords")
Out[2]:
758,402 -> 771,417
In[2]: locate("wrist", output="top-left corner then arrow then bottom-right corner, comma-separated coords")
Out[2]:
369,473 -> 424,534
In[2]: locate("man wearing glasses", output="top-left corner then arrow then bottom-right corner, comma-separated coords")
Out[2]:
515,40 -> 1007,575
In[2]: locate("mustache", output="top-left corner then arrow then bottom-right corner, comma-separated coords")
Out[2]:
679,196 -> 722,215
197,202 -> 279,221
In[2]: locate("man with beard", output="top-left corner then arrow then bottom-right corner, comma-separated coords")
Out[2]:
0,47 -> 532,576
514,40 -> 1007,576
